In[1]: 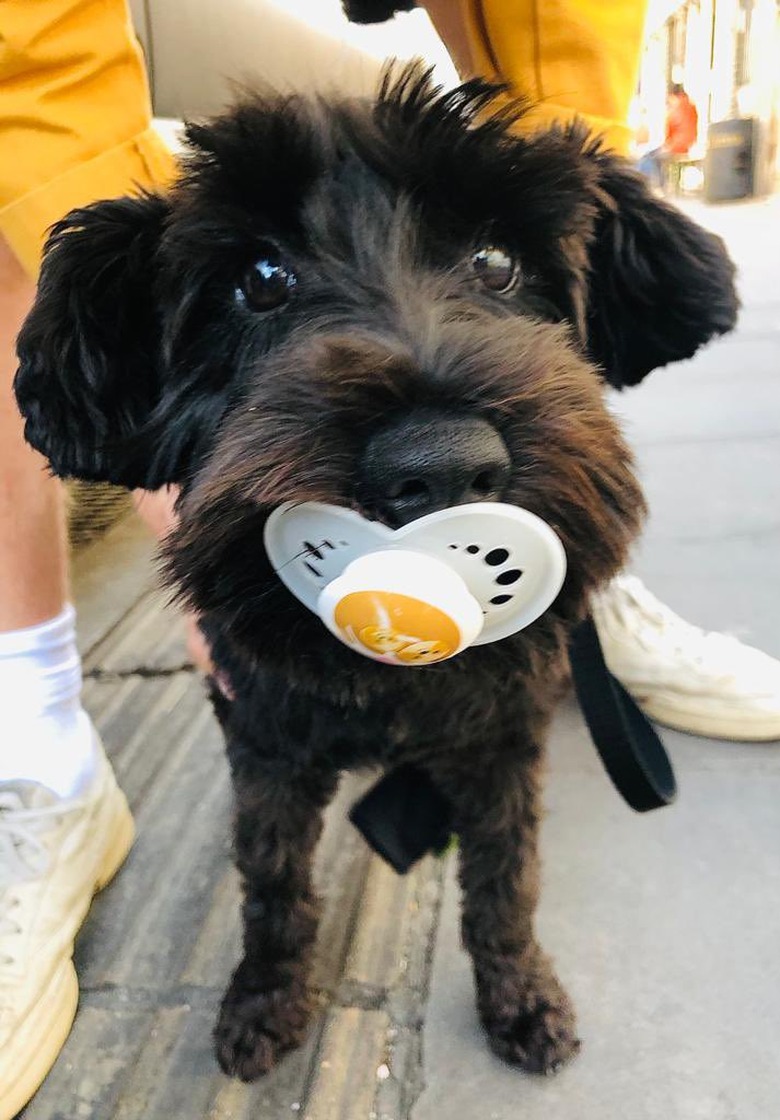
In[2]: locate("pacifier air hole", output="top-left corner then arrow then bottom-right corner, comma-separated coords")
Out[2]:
445,541 -> 525,613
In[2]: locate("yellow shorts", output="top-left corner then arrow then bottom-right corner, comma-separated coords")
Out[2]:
0,0 -> 176,279
1,0 -> 648,280
439,0 -> 649,156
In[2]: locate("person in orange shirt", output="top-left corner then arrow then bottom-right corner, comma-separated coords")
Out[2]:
666,83 -> 699,153
638,83 -> 699,186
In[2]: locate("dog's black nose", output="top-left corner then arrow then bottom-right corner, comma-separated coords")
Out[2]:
359,412 -> 511,527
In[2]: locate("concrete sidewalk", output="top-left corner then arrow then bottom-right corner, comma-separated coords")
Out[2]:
21,194 -> 780,1120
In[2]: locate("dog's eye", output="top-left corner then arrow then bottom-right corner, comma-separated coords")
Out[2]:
237,244 -> 296,311
470,247 -> 520,294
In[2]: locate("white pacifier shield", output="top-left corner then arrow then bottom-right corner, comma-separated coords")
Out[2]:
263,502 -> 567,662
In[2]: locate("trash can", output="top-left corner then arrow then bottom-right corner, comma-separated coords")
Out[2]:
705,118 -> 757,202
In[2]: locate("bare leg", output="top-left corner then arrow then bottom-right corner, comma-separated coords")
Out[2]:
420,0 -> 475,76
0,237 -> 67,631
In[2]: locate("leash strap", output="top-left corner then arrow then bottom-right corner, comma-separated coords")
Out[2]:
350,614 -> 677,873
567,616 -> 677,812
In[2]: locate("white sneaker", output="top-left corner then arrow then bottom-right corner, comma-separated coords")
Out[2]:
0,739 -> 134,1120
592,575 -> 780,742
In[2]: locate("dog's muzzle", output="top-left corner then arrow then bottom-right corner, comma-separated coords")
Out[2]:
263,502 -> 566,665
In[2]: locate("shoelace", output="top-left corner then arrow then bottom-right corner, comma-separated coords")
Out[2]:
0,792 -> 75,969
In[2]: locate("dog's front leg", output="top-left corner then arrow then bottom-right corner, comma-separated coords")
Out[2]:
214,757 -> 338,1081
435,747 -> 580,1074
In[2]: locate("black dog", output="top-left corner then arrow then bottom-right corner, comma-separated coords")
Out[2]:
15,67 -> 737,1079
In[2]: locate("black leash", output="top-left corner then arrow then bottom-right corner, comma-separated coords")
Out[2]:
568,616 -> 677,812
349,615 -> 677,874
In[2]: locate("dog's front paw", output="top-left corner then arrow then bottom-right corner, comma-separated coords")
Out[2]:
480,969 -> 580,1074
214,974 -> 313,1081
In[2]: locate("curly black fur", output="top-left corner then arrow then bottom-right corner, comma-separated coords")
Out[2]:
15,66 -> 737,1079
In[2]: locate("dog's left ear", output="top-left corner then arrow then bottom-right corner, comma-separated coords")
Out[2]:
585,157 -> 739,388
14,192 -> 173,488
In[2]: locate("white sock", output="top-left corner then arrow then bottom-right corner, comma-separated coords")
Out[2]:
0,604 -> 99,799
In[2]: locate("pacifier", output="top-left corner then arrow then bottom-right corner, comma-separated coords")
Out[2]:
263,502 -> 566,666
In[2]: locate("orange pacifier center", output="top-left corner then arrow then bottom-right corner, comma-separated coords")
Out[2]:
318,550 -> 485,665
334,590 -> 461,664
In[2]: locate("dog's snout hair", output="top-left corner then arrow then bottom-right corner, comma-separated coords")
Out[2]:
13,63 -> 739,1082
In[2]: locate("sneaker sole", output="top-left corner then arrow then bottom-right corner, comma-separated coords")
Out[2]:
0,960 -> 78,1120
638,696 -> 780,742
0,792 -> 134,1120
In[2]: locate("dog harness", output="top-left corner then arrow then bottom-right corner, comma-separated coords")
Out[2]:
349,618 -> 677,874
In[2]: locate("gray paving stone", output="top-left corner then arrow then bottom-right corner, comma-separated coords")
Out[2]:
609,339 -> 780,446
72,515 -> 159,658
343,855 -> 431,993
303,1008 -> 391,1120
413,722 -> 780,1120
83,588 -> 190,674
630,436 -> 780,655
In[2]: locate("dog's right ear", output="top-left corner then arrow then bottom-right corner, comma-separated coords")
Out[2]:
14,193 -> 172,489
583,155 -> 739,388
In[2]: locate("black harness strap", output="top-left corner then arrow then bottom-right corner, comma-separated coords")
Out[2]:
349,615 -> 677,874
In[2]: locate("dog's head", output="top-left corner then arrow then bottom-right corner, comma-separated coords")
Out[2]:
15,67 -> 737,665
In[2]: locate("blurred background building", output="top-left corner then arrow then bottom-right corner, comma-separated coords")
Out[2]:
636,0 -> 779,197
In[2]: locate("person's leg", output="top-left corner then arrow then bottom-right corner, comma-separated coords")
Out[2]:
0,238 -> 102,797
0,4 -> 176,1115
0,242 -> 66,631
0,233 -> 136,1120
637,147 -> 664,187
422,0 -> 649,155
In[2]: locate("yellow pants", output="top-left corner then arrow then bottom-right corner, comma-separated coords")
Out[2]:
434,0 -> 649,155
1,0 -> 648,280
0,0 -> 176,278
